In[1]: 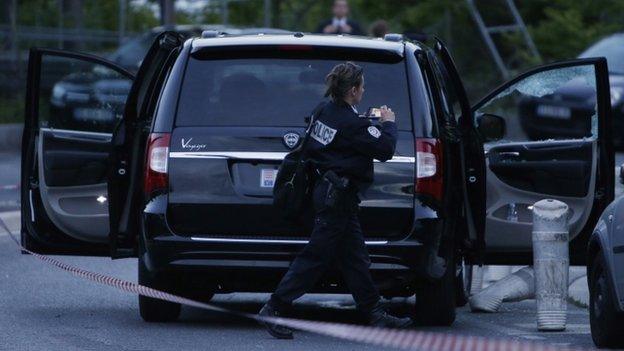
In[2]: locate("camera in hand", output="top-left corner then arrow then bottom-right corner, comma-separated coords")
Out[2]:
360,107 -> 381,119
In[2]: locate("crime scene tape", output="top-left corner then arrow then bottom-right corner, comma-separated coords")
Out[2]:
0,217 -> 589,351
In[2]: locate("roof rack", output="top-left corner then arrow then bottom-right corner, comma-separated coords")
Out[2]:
201,30 -> 220,39
383,33 -> 403,42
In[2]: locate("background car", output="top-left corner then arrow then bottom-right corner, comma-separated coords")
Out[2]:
587,166 -> 624,348
109,25 -> 291,73
46,25 -> 290,133
519,33 -> 624,149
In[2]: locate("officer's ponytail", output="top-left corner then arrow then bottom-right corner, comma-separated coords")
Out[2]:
324,62 -> 364,102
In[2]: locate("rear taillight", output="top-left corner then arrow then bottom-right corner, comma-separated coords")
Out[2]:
415,138 -> 443,202
144,133 -> 171,197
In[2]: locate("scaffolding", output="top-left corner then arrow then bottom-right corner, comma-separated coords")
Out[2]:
466,0 -> 541,79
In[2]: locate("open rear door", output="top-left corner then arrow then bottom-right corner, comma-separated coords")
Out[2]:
108,32 -> 184,258
21,49 -> 134,255
22,32 -> 183,257
432,40 -> 487,263
473,58 -> 614,264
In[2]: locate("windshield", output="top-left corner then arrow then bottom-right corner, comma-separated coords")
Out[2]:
579,34 -> 624,74
176,57 -> 411,130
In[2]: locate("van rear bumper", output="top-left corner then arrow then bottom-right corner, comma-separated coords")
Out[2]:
141,195 -> 447,293
142,234 -> 428,295
144,234 -> 425,271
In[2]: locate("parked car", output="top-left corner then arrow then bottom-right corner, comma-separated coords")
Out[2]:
519,33 -> 624,148
109,25 -> 291,72
46,25 -> 290,133
21,32 -> 614,325
587,166 -> 624,348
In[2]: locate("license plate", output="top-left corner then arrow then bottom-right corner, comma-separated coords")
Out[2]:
73,108 -> 115,122
536,105 -> 571,119
260,169 -> 278,188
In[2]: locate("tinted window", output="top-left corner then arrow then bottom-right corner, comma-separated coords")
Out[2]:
176,57 -> 411,130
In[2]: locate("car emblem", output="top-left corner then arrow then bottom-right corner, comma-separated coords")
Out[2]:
283,132 -> 300,149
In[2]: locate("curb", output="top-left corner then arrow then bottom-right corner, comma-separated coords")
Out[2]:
0,123 -> 22,151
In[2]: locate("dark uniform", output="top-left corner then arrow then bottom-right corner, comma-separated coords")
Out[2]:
268,100 -> 398,314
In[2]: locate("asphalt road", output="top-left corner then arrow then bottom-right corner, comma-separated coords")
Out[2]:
0,151 -> 19,212
0,222 -> 596,351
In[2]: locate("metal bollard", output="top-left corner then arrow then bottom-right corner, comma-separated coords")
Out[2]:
532,199 -> 569,331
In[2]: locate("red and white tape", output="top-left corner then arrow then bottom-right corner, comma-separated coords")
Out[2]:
0,218 -> 591,351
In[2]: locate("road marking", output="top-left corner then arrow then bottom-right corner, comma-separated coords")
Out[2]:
0,184 -> 19,190
519,335 -> 546,340
0,211 -> 20,236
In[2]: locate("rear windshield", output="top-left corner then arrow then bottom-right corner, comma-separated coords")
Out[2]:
176,56 -> 411,130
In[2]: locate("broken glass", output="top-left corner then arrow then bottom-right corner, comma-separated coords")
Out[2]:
477,65 -> 598,144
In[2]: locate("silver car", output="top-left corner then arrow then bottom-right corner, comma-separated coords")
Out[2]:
588,164 -> 624,348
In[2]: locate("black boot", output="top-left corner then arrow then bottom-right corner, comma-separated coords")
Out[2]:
258,303 -> 294,339
367,304 -> 413,328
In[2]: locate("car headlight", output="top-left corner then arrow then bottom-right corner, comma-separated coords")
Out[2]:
611,86 -> 624,105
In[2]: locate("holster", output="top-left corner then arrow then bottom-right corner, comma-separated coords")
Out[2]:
321,170 -> 355,212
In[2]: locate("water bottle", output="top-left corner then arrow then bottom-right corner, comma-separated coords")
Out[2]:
507,203 -> 519,222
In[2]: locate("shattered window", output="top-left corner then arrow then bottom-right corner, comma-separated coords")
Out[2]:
39,55 -> 132,133
476,65 -> 598,144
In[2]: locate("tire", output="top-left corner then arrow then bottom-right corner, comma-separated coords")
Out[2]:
589,254 -> 624,348
455,258 -> 472,307
414,253 -> 456,326
138,238 -> 181,323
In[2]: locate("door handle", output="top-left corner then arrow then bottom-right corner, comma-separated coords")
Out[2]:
497,151 -> 520,157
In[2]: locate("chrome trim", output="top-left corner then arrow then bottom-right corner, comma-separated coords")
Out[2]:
497,151 -> 520,157
169,259 -> 410,270
170,151 -> 414,163
190,236 -> 389,245
29,189 -> 35,222
171,151 -> 287,160
40,127 -> 113,138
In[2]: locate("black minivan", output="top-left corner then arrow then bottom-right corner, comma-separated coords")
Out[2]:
21,32 -> 614,325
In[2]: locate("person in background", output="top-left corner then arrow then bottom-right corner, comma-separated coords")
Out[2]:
316,0 -> 364,36
370,19 -> 389,38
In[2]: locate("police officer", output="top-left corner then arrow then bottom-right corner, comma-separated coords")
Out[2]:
259,62 -> 412,339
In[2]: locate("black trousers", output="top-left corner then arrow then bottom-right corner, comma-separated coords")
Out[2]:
270,181 -> 380,313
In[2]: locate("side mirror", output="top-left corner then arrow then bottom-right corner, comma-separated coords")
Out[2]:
620,163 -> 624,185
477,113 -> 506,142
